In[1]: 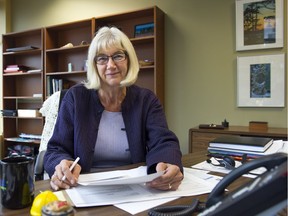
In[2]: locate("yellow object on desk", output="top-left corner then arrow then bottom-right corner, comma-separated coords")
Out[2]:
30,190 -> 59,216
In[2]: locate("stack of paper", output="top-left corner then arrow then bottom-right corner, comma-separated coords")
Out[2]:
56,166 -> 217,214
77,167 -> 164,186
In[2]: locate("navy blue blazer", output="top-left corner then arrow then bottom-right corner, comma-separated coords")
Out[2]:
44,84 -> 183,177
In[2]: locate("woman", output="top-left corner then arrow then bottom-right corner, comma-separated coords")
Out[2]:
44,26 -> 183,191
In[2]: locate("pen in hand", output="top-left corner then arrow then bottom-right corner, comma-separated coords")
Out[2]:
61,157 -> 80,181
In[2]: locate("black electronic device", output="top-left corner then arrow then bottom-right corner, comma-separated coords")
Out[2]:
206,156 -> 235,170
148,152 -> 287,216
202,152 -> 287,216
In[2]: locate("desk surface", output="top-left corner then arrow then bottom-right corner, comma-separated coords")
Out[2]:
0,151 -> 251,216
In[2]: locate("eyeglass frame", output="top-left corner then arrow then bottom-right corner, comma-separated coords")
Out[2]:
95,51 -> 128,65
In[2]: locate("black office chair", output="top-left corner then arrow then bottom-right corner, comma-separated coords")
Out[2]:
34,89 -> 67,181
34,150 -> 47,180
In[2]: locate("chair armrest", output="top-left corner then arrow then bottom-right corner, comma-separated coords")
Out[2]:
34,150 -> 46,180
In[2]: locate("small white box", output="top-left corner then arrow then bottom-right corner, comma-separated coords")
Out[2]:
17,109 -> 41,117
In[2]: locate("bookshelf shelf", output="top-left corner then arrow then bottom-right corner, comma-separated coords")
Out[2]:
46,71 -> 86,75
3,49 -> 42,56
46,45 -> 89,53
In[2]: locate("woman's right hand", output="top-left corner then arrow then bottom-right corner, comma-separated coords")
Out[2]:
50,159 -> 81,191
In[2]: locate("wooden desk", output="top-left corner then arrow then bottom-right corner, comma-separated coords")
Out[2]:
189,126 -> 288,153
0,151 -> 251,216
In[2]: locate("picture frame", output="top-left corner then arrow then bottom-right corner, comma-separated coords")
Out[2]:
237,54 -> 285,107
134,23 -> 154,38
235,0 -> 284,51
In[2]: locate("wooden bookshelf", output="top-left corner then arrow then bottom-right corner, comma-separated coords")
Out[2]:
2,28 -> 44,158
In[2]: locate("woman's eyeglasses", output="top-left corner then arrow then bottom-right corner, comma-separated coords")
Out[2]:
95,52 -> 127,65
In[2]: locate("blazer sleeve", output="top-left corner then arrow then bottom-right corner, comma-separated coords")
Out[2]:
144,93 -> 183,173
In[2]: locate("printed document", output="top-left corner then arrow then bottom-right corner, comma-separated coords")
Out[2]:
115,168 -> 223,214
65,166 -> 215,207
78,166 -> 163,186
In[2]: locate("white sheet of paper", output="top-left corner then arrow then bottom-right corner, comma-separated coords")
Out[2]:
115,167 -> 222,215
184,168 -> 223,185
78,166 -> 164,186
65,167 -> 215,207
276,140 -> 288,153
115,197 -> 178,215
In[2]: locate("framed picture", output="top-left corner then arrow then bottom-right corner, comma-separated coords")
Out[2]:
236,0 -> 284,51
134,23 -> 154,38
237,54 -> 285,107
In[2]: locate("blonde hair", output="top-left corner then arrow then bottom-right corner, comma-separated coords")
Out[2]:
84,26 -> 139,89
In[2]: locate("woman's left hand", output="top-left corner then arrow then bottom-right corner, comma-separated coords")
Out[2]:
146,162 -> 184,191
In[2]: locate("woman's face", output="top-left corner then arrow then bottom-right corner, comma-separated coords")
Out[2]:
96,47 -> 128,88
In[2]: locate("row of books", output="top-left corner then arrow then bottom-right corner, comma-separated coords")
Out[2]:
4,64 -> 41,74
207,136 -> 274,159
46,77 -> 75,96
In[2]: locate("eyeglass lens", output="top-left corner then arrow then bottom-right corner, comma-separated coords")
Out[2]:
96,52 -> 126,65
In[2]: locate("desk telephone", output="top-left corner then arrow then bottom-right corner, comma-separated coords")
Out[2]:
148,152 -> 287,216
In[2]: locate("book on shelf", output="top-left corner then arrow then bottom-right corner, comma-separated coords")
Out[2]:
0,109 -> 17,117
19,133 -> 42,140
209,136 -> 273,152
47,77 -> 75,96
5,46 -> 38,52
4,65 -> 30,73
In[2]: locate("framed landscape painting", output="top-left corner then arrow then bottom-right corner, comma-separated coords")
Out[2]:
237,54 -> 285,107
236,0 -> 283,51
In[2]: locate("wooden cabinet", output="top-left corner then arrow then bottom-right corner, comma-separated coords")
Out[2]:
1,6 -> 164,158
2,28 -> 44,158
189,126 -> 288,153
